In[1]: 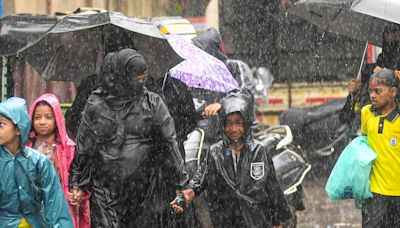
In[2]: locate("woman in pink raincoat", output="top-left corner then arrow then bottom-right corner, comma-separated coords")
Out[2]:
27,93 -> 90,228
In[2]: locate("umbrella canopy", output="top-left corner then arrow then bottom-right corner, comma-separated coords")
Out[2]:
18,11 -> 183,81
287,0 -> 400,46
167,34 -> 239,93
0,15 -> 57,56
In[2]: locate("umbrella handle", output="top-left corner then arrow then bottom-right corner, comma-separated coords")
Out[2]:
357,41 -> 369,80
162,73 -> 169,91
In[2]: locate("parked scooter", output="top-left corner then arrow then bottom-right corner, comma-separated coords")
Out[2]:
255,125 -> 311,228
279,99 -> 351,176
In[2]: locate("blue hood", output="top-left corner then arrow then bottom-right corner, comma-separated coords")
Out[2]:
0,97 -> 31,149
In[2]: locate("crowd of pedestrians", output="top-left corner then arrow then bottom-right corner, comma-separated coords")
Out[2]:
0,28 -> 289,228
1,22 -> 400,228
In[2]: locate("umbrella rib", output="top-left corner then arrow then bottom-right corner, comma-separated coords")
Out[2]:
350,0 -> 362,9
323,7 -> 344,36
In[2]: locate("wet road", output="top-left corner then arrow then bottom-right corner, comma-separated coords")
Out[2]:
297,176 -> 362,228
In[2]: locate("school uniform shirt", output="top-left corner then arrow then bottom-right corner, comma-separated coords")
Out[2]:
361,104 -> 400,196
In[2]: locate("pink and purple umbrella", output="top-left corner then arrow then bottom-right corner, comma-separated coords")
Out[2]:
167,34 -> 239,93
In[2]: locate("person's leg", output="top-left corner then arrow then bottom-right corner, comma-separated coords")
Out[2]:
362,193 -> 389,228
388,196 -> 400,227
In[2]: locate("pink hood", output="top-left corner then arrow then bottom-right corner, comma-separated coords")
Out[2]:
28,93 -> 90,228
28,93 -> 75,151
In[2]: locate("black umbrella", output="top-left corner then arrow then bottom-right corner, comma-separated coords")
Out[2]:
18,11 -> 183,81
0,15 -> 57,56
287,0 -> 400,46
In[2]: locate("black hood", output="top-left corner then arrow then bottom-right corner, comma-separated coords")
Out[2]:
192,27 -> 227,63
218,92 -> 252,142
108,48 -> 147,98
98,49 -> 148,98
116,48 -> 147,80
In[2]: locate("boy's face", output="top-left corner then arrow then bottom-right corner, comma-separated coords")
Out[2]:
368,77 -> 397,109
224,113 -> 245,142
0,114 -> 20,147
33,104 -> 56,138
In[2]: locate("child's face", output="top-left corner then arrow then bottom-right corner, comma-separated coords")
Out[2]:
33,103 -> 56,137
368,77 -> 397,109
0,114 -> 20,147
224,113 -> 245,142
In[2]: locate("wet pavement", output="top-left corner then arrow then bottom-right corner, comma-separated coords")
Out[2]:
297,176 -> 362,228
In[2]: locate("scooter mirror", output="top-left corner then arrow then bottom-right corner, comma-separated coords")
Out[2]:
263,125 -> 293,150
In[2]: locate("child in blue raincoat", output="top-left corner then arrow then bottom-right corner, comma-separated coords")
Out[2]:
0,97 -> 73,228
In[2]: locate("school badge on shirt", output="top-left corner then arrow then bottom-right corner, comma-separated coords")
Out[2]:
250,162 -> 264,180
390,137 -> 397,146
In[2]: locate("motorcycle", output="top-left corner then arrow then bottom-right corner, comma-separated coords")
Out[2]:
278,99 -> 351,176
255,125 -> 311,228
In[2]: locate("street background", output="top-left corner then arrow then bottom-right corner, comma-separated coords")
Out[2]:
0,2 -> 382,227
298,176 -> 362,228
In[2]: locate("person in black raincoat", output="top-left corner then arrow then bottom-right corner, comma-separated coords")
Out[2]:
192,27 -> 227,64
175,92 -> 291,228
65,32 -> 135,141
157,74 -> 201,159
68,49 -> 190,228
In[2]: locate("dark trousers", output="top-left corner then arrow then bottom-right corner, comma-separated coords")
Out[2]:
362,193 -> 400,228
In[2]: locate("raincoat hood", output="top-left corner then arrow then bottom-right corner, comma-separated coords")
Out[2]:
192,27 -> 227,63
0,97 -> 31,149
117,48 -> 147,79
112,48 -> 148,97
219,92 -> 251,142
29,93 -> 74,149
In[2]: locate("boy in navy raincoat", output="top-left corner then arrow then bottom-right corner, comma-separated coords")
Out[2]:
173,93 -> 291,228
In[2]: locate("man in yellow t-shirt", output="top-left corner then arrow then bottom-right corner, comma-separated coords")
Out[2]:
361,68 -> 400,227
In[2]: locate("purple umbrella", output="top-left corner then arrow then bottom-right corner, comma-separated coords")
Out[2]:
167,34 -> 239,93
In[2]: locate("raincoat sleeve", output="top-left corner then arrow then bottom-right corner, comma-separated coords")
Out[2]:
264,148 -> 292,226
38,155 -> 74,226
69,102 -> 98,189
339,94 -> 356,125
152,95 -> 189,188
189,148 -> 211,196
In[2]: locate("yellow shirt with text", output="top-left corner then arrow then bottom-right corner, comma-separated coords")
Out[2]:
361,104 -> 400,196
